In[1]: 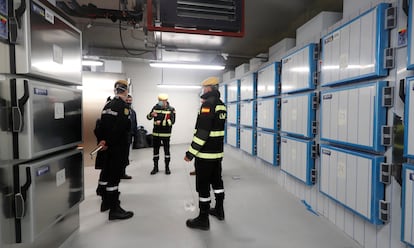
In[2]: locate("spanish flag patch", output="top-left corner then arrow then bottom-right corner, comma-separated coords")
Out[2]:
201,107 -> 210,113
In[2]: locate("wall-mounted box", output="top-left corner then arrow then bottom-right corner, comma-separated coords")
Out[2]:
280,136 -> 315,185
226,124 -> 238,148
320,81 -> 388,152
6,0 -> 83,84
320,145 -> 385,225
280,92 -> 315,138
320,3 -> 390,87
226,79 -> 239,103
240,126 -> 254,155
256,130 -> 278,166
404,76 -> 414,158
257,97 -> 278,131
257,62 -> 280,97
227,102 -> 239,125
240,100 -> 254,127
402,163 -> 414,247
281,43 -> 317,93
240,73 -> 256,100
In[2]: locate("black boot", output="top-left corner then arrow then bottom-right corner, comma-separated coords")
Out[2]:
150,161 -> 159,175
165,159 -> 171,175
107,191 -> 134,220
100,191 -> 110,212
96,184 -> 105,196
209,193 -> 225,220
186,201 -> 210,230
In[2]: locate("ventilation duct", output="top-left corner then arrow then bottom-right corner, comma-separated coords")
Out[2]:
147,0 -> 244,37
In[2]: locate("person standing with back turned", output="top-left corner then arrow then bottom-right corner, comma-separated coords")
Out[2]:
184,77 -> 227,230
97,79 -> 134,220
147,94 -> 176,175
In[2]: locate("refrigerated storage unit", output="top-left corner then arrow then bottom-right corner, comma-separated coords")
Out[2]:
0,0 -> 83,247
257,62 -> 280,97
320,3 -> 390,87
319,145 -> 385,225
280,92 -> 316,138
256,130 -> 278,166
280,43 -> 317,94
280,135 -> 315,185
402,163 -> 414,247
320,81 -> 389,152
404,77 -> 414,158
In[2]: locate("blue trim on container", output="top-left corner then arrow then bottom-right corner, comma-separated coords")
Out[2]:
239,126 -> 254,155
319,144 -> 385,225
401,163 -> 414,247
319,81 -> 387,152
256,129 -> 278,166
408,0 -> 414,70
281,43 -> 317,93
257,62 -> 281,97
280,135 -> 314,185
226,123 -> 238,148
320,3 -> 390,87
404,77 -> 414,158
226,79 -> 240,103
240,73 -> 257,101
256,97 -> 278,131
280,92 -> 315,138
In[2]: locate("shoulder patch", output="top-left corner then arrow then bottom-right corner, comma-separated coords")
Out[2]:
124,108 -> 130,115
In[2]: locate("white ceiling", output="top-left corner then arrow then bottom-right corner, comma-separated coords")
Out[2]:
57,0 -> 343,70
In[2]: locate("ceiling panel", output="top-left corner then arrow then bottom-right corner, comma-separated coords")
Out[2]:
58,0 -> 343,69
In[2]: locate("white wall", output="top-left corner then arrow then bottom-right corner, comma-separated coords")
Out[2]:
81,71 -> 126,167
123,61 -> 220,144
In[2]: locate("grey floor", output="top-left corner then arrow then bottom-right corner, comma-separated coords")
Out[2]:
63,144 -> 361,248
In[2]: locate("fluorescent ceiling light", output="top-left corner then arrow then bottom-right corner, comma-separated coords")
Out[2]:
157,84 -> 201,89
82,59 -> 104,66
150,62 -> 224,70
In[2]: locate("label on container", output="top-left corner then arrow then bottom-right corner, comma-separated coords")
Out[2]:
56,169 -> 66,187
36,166 -> 50,176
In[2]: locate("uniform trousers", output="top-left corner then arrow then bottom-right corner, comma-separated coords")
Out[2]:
194,158 -> 224,199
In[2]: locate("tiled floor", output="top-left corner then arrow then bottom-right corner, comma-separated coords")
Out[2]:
63,144 -> 361,248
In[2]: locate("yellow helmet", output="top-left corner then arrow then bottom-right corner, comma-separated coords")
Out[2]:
158,93 -> 168,101
201,77 -> 219,86
114,79 -> 128,91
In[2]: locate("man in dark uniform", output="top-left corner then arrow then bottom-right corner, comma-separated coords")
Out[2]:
184,77 -> 227,230
96,79 -> 134,220
122,94 -> 137,179
147,94 -> 176,175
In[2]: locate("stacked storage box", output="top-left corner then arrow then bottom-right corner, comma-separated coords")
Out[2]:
318,3 -> 391,225
279,43 -> 317,185
402,77 -> 414,246
256,62 -> 280,165
225,79 -> 239,148
239,73 -> 256,155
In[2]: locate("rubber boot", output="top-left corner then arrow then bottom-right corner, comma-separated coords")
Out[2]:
150,160 -> 159,175
100,191 -> 110,212
165,158 -> 171,175
209,193 -> 225,220
186,201 -> 210,230
108,191 -> 134,220
96,184 -> 105,196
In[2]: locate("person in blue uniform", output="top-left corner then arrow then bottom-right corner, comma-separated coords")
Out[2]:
96,79 -> 134,220
147,94 -> 176,175
184,77 -> 227,230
